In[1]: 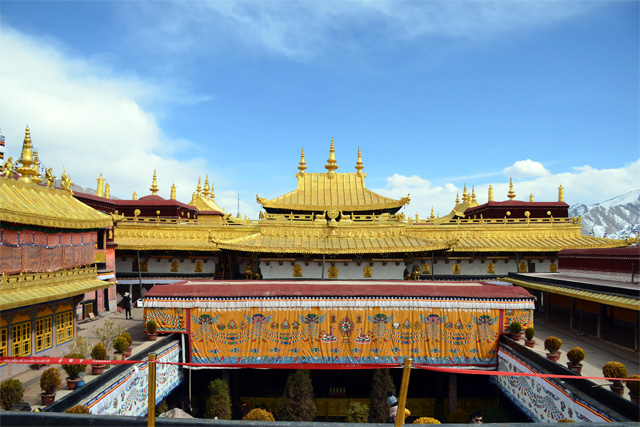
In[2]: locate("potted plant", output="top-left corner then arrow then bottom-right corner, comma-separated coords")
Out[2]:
509,321 -> 523,341
544,336 -> 563,362
602,361 -> 628,396
0,379 -> 24,410
91,342 -> 107,375
147,319 -> 158,341
61,353 -> 87,390
113,336 -> 129,360
524,327 -> 535,348
566,347 -> 585,375
40,367 -> 62,405
65,404 -> 91,414
120,332 -> 133,357
625,375 -> 639,405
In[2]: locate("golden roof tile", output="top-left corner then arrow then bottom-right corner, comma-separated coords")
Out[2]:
449,235 -> 627,252
0,176 -> 112,229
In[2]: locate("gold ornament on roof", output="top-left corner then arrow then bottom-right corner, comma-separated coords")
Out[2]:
488,185 -> 494,202
150,170 -> 159,195
44,167 -> 55,187
558,185 -> 564,202
105,183 -> 111,199
430,207 -> 435,219
132,191 -> 137,200
60,168 -> 73,193
16,126 -> 40,183
355,147 -> 365,177
96,173 -> 104,197
170,183 -> 176,200
203,176 -> 211,198
530,193 -> 534,202
297,147 -> 307,177
325,138 -> 338,176
31,151 -> 42,185
471,186 -> 477,203
455,192 -> 460,204
1,157 -> 15,178
462,184 -> 468,203
196,177 -> 202,195
507,178 -> 516,200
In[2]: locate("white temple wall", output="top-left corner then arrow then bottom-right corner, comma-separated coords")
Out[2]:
258,261 -> 405,280
115,256 -> 215,274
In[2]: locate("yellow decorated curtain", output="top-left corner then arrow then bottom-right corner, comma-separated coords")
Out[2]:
145,308 -> 187,333
189,307 -> 510,367
502,309 -> 533,333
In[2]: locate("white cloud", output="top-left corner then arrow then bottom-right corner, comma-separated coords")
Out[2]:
0,28 -> 263,215
503,159 -> 551,178
375,160 -> 640,218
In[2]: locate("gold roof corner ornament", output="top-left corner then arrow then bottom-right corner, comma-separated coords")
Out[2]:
132,191 -> 137,200
297,147 -> 307,177
196,176 -> 202,195
558,184 -> 564,203
325,138 -> 338,177
355,147 -> 366,177
625,236 -> 639,245
488,185 -> 494,202
96,173 -> 104,197
507,178 -> 516,200
400,194 -> 411,206
105,183 -> 111,199
16,126 -> 40,184
203,176 -> 211,198
170,183 -> 177,200
150,170 -> 159,195
110,211 -> 124,222
1,157 -> 16,178
61,167 -> 73,194
256,194 -> 267,205
44,167 -> 55,187
530,193 -> 534,202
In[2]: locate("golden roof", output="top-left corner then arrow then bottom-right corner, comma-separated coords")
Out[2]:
0,176 -> 113,229
1,267 -> 112,311
501,277 -> 639,311
449,234 -> 626,252
257,172 -> 409,212
113,225 -> 220,252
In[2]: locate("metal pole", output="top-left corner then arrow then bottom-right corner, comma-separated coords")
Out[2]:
395,357 -> 413,427
148,352 -> 157,427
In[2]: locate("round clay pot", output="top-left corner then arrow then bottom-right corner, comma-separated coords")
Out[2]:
610,385 -> 625,396
124,347 -> 132,358
41,393 -> 56,405
148,333 -> 158,341
91,364 -> 105,375
546,351 -> 561,362
66,378 -> 81,390
630,393 -> 639,405
566,363 -> 583,375
524,340 -> 535,348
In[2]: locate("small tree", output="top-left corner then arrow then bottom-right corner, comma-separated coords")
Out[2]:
146,319 -> 158,334
120,332 -> 133,347
245,408 -> 275,421
567,347 -> 586,366
346,402 -> 369,423
0,379 -> 24,410
113,336 -> 129,354
204,378 -> 231,419
62,353 -> 87,380
525,327 -> 535,341
69,336 -> 90,357
91,342 -> 107,361
509,321 -> 522,334
369,368 -> 396,423
94,319 -> 125,356
40,367 -> 62,395
278,370 -> 316,421
65,404 -> 90,414
602,361 -> 628,388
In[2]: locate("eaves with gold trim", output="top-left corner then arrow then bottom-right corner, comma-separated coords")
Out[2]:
500,277 -> 640,311
0,267 -> 114,311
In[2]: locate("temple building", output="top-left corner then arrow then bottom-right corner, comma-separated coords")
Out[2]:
0,128 -> 114,380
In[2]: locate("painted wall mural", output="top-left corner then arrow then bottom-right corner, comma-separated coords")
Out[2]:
496,347 -> 614,423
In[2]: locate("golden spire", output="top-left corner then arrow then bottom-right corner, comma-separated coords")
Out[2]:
132,191 -> 137,200
31,151 -> 43,185
462,184 -> 468,203
96,173 -> 104,197
355,147 -> 365,177
210,181 -> 215,200
105,183 -> 111,199
530,193 -> 534,202
455,192 -> 460,204
430,207 -> 435,219
16,126 -> 40,183
471,186 -> 477,203
297,147 -> 307,177
203,176 -> 211,198
149,170 -> 159,195
196,177 -> 202,195
325,138 -> 338,176
558,184 -> 564,202
488,185 -> 494,202
171,183 -> 176,200
507,178 -> 516,200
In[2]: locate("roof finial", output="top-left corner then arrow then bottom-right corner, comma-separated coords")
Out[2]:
455,192 -> 460,204
325,138 -> 338,176
196,177 -> 202,195
31,150 -> 43,185
210,181 -> 215,200
355,147 -> 365,177
16,126 -> 40,183
462,184 -> 469,203
105,183 -> 111,199
507,178 -> 516,200
60,167 -> 73,194
96,173 -> 104,197
297,147 -> 307,177
203,175 -> 211,198
430,207 -> 435,219
0,128 -> 5,161
132,191 -> 137,200
170,183 -> 176,200
471,186 -> 477,203
488,185 -> 494,202
558,184 -> 564,203
150,170 -> 159,195
530,193 -> 534,202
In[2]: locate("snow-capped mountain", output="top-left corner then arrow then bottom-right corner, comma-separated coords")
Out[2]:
569,190 -> 640,239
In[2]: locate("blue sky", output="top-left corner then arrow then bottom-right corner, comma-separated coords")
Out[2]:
0,0 -> 638,218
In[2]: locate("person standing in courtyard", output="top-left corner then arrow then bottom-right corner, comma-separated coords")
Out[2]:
123,292 -> 133,319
